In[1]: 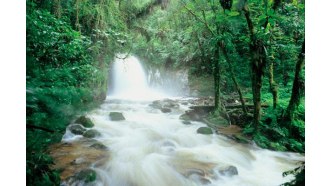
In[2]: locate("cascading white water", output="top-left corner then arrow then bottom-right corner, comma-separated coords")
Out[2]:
62,55 -> 304,186
108,55 -> 165,100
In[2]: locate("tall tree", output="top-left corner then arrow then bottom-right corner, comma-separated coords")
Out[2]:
285,39 -> 305,122
241,1 -> 267,131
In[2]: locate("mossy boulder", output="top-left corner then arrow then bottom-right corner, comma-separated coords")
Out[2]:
69,124 -> 87,135
75,116 -> 94,128
74,169 -> 97,183
109,112 -> 125,121
83,129 -> 101,138
196,127 -> 213,135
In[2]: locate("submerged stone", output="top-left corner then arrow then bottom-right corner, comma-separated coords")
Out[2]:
75,116 -> 94,128
182,120 -> 191,125
196,127 -> 213,135
83,129 -> 101,138
109,112 -> 125,121
218,165 -> 238,176
69,124 -> 87,135
161,107 -> 172,113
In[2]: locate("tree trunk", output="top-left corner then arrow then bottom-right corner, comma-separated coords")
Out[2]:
243,6 -> 266,132
221,44 -> 248,115
75,0 -> 81,32
251,57 -> 264,131
214,42 -> 221,111
269,60 -> 278,108
54,0 -> 62,18
285,39 -> 305,122
195,32 -> 207,65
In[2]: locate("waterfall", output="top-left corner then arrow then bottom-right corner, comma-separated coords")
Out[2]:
108,55 -> 165,100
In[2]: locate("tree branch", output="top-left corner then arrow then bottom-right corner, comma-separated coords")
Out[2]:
182,4 -> 216,36
27,124 -> 55,133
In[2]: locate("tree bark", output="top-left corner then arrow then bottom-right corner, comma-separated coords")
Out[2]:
268,60 -> 278,108
285,39 -> 305,122
54,0 -> 62,18
243,5 -> 266,132
214,42 -> 221,111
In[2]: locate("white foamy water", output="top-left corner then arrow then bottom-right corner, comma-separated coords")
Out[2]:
108,55 -> 166,100
62,55 -> 304,185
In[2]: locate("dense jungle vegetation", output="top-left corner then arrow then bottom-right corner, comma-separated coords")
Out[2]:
26,0 -> 304,185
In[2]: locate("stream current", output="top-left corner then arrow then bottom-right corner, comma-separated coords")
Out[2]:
61,56 -> 304,186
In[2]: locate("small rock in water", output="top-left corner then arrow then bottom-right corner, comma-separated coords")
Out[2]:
188,173 -> 211,185
83,129 -> 101,138
161,107 -> 172,113
218,165 -> 238,176
75,116 -> 94,128
69,124 -> 87,135
197,127 -> 213,135
182,120 -> 191,125
109,112 -> 125,121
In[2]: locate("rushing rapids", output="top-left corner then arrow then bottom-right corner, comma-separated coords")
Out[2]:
56,56 -> 304,186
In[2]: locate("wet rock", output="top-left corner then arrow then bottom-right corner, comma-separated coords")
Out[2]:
162,99 -> 180,109
69,124 -> 87,135
149,100 -> 162,109
162,140 -> 176,147
109,112 -> 125,121
183,106 -> 214,121
179,113 -> 190,121
90,142 -> 108,150
74,169 -> 97,183
83,129 -> 101,138
188,173 -> 211,185
161,107 -> 172,113
149,99 -> 180,112
49,140 -> 110,181
199,177 -> 211,184
182,120 -> 191,125
218,166 -> 238,176
75,116 -> 94,128
197,127 -> 213,135
181,102 -> 189,105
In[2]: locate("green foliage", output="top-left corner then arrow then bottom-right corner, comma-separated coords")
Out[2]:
26,0 -> 305,184
282,163 -> 305,186
26,0 -> 119,185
